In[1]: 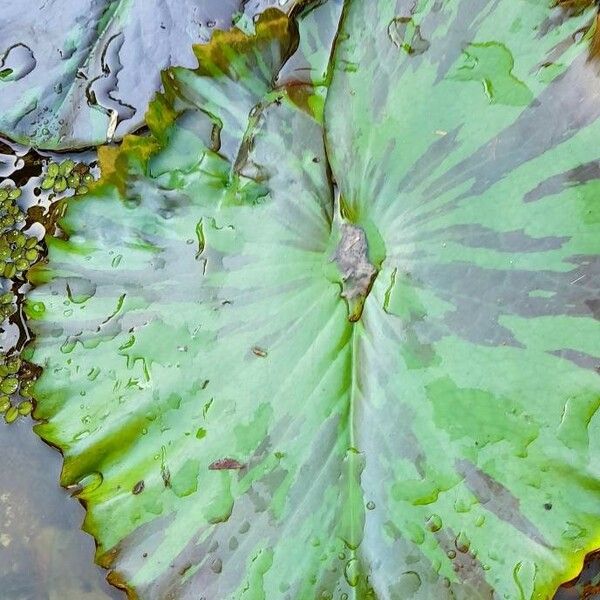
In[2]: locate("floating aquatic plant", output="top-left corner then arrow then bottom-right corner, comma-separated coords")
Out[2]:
0,354 -> 36,423
40,160 -> 94,196
0,151 -> 99,424
0,0 -> 306,150
0,186 -> 38,280
9,0 -> 600,599
0,183 -> 40,424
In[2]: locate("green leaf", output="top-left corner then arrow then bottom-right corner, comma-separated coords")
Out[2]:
28,2 -> 600,600
324,0 -> 600,597
0,0 -> 304,150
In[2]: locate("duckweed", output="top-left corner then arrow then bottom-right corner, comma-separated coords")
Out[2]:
4,405 -> 19,423
0,291 -> 16,320
40,159 -> 95,196
17,401 -> 33,416
0,155 -> 97,426
0,355 -> 37,423
0,186 -> 40,282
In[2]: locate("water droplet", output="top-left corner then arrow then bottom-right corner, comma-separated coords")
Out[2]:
66,279 -> 96,304
210,558 -> 222,574
513,560 -> 536,600
239,521 -> 250,534
455,531 -> 470,553
344,558 -> 360,587
454,497 -> 470,513
0,43 -> 36,81
406,522 -> 425,545
562,522 -> 587,540
396,571 -> 422,595
77,472 -> 103,493
425,514 -> 442,532
387,17 -> 430,56
60,337 -> 77,354
132,480 -> 145,495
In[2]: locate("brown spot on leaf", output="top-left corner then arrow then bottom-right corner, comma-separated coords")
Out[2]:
107,569 -> 140,600
132,480 -> 145,495
209,458 -> 244,470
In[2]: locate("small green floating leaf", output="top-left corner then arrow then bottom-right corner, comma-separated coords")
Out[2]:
53,176 -> 67,193
46,162 -> 59,178
59,159 -> 75,176
17,400 -> 33,416
0,395 -> 10,413
4,405 -> 18,423
40,176 -> 55,190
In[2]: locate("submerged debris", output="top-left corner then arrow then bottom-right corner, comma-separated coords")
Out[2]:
208,458 -> 245,471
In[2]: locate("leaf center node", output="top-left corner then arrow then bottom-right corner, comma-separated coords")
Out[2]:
333,223 -> 378,322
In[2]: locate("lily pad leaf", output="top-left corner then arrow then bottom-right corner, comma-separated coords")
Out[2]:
30,6 -> 350,599
0,0 -> 306,150
325,0 -> 600,597
28,2 -> 600,600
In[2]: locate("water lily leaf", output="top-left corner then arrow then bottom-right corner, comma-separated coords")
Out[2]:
324,0 -> 600,597
27,2 -> 600,600
0,0 -> 307,150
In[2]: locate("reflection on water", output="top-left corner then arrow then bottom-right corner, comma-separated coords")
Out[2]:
0,418 -> 123,600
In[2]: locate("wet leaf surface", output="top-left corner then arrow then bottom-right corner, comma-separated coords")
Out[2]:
0,0 -> 306,150
5,0 -> 600,599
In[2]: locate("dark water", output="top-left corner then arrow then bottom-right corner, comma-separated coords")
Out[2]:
0,419 -> 122,600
